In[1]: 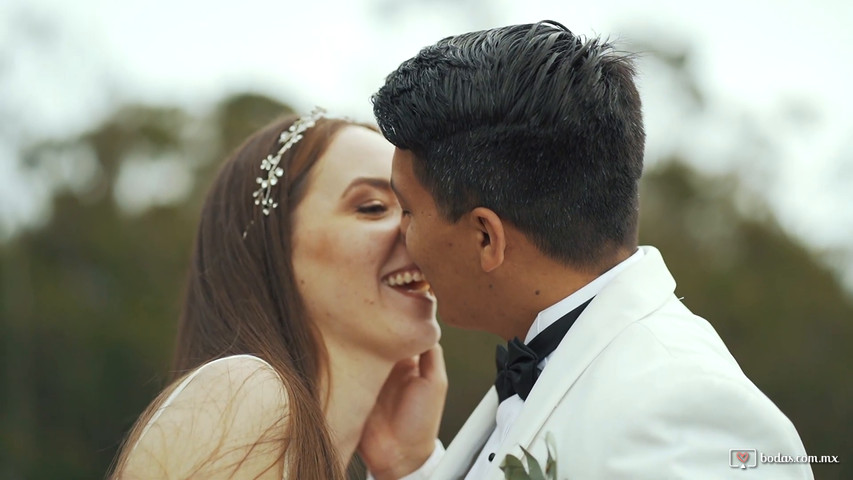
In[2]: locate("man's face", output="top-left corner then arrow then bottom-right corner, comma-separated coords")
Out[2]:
390,149 -> 485,329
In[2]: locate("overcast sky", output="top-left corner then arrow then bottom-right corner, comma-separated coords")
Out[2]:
1,0 -> 851,282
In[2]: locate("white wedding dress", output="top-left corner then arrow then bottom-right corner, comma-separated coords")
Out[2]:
127,354 -> 291,479
136,354 -> 276,442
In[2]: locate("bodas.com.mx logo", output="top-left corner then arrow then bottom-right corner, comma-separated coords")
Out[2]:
730,449 -> 758,469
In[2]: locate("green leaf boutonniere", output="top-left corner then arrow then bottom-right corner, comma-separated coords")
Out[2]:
500,432 -> 559,480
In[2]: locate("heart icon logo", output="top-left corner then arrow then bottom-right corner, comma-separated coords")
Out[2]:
737,452 -> 750,464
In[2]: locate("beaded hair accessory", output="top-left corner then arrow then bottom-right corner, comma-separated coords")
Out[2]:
252,107 -> 326,216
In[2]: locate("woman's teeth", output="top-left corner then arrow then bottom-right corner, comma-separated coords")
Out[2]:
385,270 -> 425,287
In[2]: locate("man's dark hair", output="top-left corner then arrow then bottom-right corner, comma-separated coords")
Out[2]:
372,21 -> 645,270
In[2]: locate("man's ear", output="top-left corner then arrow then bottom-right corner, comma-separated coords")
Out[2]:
469,207 -> 506,273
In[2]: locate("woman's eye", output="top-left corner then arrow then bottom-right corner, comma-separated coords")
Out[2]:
357,202 -> 388,215
401,209 -> 411,217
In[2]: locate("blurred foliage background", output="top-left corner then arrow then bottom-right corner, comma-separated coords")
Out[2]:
1,64 -> 852,480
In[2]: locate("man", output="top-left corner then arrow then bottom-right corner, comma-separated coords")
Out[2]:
361,21 -> 812,479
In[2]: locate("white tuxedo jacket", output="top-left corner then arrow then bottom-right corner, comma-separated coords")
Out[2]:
431,246 -> 813,479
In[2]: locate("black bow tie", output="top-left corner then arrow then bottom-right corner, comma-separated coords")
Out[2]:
494,298 -> 592,403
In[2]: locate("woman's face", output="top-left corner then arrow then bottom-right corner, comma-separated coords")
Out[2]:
291,126 -> 439,361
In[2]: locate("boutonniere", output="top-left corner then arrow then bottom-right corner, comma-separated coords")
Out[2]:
500,432 -> 559,480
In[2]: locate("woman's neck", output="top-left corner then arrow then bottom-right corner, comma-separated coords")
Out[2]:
320,338 -> 394,467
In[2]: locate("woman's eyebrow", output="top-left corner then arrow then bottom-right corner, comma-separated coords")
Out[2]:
340,177 -> 392,199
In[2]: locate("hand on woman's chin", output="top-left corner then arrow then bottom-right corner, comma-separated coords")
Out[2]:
358,344 -> 447,480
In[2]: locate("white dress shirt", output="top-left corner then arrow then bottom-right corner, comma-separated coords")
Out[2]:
385,249 -> 645,480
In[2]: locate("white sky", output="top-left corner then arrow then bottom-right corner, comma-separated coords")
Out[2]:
1,0 -> 852,281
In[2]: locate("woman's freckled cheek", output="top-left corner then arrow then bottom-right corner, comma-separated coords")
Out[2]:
300,227 -> 336,263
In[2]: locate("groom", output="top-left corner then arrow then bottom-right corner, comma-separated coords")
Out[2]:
362,21 -> 813,479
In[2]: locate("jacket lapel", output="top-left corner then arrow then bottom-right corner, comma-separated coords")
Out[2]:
430,387 -> 499,479
484,246 -> 677,476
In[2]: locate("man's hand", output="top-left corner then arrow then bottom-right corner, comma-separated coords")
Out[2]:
359,345 -> 447,480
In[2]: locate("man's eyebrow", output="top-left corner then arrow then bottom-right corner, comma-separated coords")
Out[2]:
340,177 -> 391,199
389,178 -> 408,204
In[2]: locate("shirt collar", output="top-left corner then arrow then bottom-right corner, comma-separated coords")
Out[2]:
523,248 -> 645,344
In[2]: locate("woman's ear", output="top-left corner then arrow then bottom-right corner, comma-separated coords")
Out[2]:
469,207 -> 506,273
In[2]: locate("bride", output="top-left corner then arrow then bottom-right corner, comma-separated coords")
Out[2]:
110,109 -> 446,479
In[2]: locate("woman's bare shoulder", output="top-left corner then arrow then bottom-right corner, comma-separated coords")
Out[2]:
121,355 -> 289,479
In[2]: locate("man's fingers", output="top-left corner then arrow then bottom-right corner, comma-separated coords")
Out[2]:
418,344 -> 448,385
378,356 -> 419,399
389,356 -> 419,378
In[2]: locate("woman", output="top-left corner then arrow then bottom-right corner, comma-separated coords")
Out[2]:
110,109 -> 446,479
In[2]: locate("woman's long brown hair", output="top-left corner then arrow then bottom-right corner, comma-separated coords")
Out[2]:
110,115 -> 371,479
